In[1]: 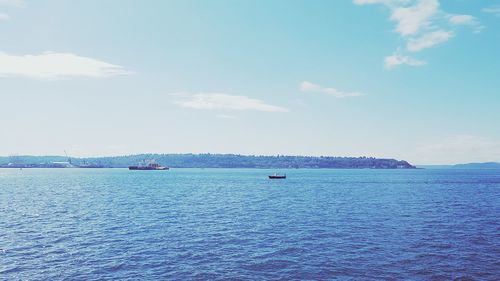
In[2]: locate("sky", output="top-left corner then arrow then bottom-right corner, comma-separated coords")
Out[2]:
1,0 -> 499,165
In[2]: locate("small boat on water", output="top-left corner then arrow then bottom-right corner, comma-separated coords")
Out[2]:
269,173 -> 286,179
129,160 -> 169,170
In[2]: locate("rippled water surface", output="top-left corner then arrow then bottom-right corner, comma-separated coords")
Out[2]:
1,168 -> 499,280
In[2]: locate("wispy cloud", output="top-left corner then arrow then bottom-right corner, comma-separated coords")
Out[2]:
173,93 -> 289,112
300,81 -> 364,98
354,0 -> 439,37
0,52 -> 130,79
449,15 -> 474,25
407,30 -> 453,52
483,5 -> 500,17
384,54 -> 426,69
0,2 -> 127,81
353,0 -> 480,69
448,15 -> 483,33
352,0 -> 411,7
0,12 -> 9,20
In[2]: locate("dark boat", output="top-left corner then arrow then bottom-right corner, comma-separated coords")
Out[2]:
269,173 -> 286,179
129,161 -> 169,170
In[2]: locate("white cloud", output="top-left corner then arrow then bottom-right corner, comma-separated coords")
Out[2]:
449,15 -> 473,25
355,0 -> 439,36
390,0 -> 439,36
354,0 -> 481,65
449,15 -> 483,33
483,5 -> 500,17
173,93 -> 289,112
0,52 -> 130,79
384,54 -> 426,69
0,12 -> 9,20
354,0 -> 390,4
0,0 -> 25,7
414,135 -> 500,164
353,0 -> 411,7
300,81 -> 364,98
407,30 -> 453,52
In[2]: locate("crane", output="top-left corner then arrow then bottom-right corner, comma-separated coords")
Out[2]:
64,150 -> 72,165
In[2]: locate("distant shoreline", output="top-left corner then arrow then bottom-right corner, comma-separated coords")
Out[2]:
0,153 -> 416,169
0,166 -> 420,170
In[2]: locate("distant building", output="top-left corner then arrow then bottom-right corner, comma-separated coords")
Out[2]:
50,161 -> 74,168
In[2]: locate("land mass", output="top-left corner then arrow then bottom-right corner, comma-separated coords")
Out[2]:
452,162 -> 500,169
0,154 -> 416,169
417,162 -> 500,169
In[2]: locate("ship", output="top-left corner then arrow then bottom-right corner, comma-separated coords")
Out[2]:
129,160 -> 169,170
269,173 -> 286,179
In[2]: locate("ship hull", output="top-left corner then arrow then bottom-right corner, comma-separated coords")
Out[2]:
268,175 -> 286,179
129,166 -> 169,170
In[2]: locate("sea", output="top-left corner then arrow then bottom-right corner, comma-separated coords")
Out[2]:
1,168 -> 499,280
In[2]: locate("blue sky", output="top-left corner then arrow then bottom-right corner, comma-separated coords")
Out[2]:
1,0 -> 499,164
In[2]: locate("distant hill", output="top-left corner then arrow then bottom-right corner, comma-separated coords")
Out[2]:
0,154 -> 416,169
453,162 -> 500,169
416,165 -> 452,169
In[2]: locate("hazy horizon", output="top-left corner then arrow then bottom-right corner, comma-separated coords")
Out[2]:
1,0 -> 499,165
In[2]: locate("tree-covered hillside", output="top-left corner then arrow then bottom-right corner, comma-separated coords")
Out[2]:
0,154 -> 416,169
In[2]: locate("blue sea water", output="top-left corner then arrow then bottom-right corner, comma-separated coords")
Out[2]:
0,168 -> 499,280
